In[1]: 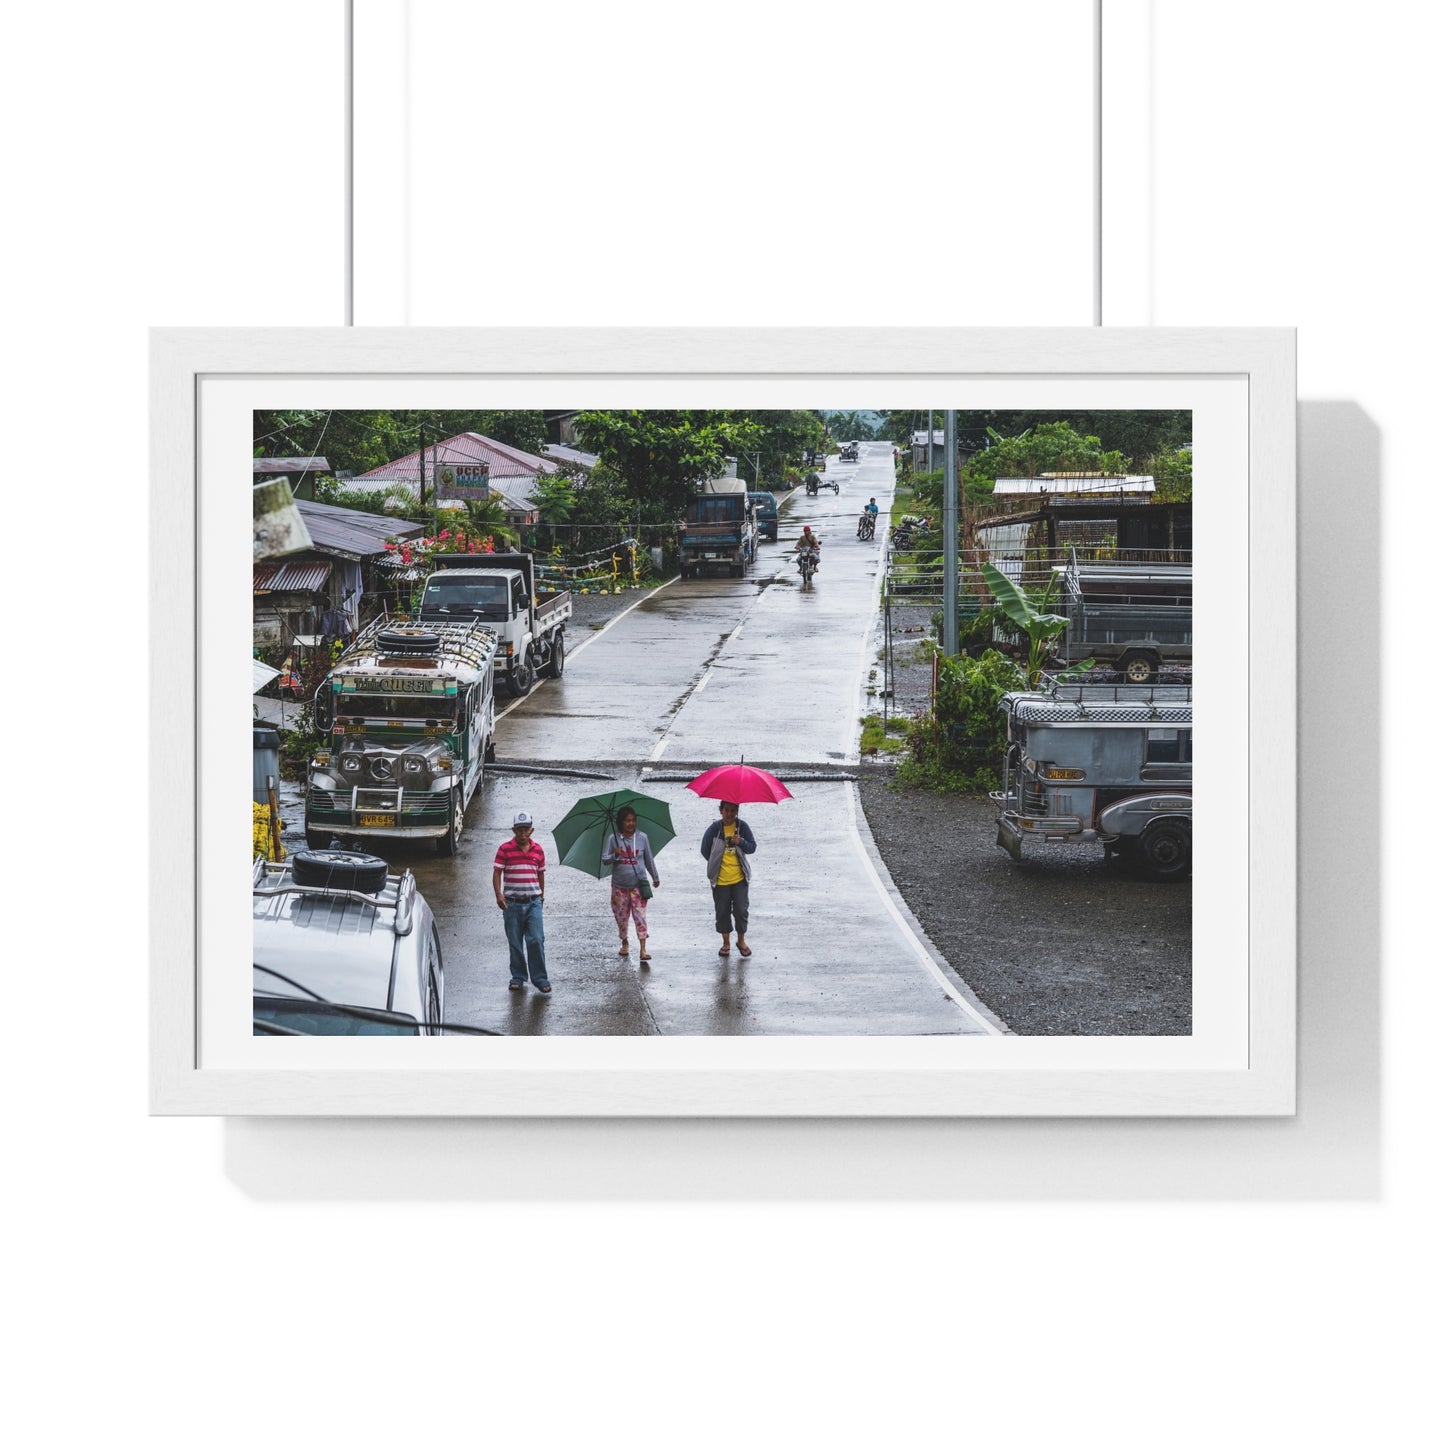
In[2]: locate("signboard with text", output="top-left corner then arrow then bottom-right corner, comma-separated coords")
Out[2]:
435,462 -> 491,501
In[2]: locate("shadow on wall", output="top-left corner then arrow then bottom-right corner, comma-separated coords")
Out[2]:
223,402 -> 1380,1201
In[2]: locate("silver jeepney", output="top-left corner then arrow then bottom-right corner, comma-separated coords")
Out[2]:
991,681 -> 1192,880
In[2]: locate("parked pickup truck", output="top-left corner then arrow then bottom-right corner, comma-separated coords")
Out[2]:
1054,550 -> 1192,683
419,552 -> 571,696
681,479 -> 757,579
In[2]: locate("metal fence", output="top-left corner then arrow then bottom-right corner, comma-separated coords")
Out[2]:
879,546 -> 1195,717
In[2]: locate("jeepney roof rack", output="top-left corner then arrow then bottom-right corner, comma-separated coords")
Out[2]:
336,614 -> 498,674
1003,679 -> 1192,726
1042,677 -> 1192,705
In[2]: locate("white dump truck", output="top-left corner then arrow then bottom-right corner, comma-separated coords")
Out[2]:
418,553 -> 572,697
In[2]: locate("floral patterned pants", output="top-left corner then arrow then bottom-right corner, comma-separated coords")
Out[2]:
611,886 -> 649,940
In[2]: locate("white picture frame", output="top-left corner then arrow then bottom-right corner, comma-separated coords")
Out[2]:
151,327 -> 1295,1116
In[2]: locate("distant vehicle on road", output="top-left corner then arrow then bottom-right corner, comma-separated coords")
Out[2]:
748,490 -> 779,541
839,441 -> 860,461
252,850 -> 447,1035
681,478 -> 757,578
805,472 -> 839,496
991,681 -> 1192,879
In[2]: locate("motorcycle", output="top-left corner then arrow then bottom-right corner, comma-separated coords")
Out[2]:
796,547 -> 820,587
890,515 -> 931,550
856,511 -> 876,541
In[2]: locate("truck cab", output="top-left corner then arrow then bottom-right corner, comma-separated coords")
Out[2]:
418,553 -> 571,697
991,681 -> 1192,879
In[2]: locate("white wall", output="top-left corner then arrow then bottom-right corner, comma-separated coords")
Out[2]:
7,3 -> 1435,1442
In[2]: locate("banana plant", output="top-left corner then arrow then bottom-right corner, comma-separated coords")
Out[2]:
981,561 -> 1094,689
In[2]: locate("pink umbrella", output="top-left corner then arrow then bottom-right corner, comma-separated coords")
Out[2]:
686,759 -> 793,805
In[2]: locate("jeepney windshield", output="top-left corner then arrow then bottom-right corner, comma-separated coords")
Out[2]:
333,691 -> 457,723
420,574 -> 510,620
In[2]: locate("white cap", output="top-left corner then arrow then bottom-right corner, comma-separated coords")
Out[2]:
512,811 -> 533,827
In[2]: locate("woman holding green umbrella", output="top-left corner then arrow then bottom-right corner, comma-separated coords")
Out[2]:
601,807 -> 661,960
552,789 -> 673,963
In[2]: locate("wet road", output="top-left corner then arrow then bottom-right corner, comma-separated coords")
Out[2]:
357,442 -> 999,1036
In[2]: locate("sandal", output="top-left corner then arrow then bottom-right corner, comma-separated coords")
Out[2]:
737,943 -> 752,957
618,945 -> 630,957
718,944 -> 730,957
639,951 -> 652,962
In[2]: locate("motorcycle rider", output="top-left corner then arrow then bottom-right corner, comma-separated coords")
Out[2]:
794,524 -> 822,571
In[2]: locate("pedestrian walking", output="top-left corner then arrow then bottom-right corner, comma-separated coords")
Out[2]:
601,805 -> 661,962
493,811 -> 550,993
700,800 -> 757,957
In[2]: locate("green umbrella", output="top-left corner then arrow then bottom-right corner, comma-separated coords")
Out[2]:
551,789 -> 677,878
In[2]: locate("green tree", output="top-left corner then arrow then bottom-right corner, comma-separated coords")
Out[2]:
912,420 -> 1131,512
730,409 -> 828,485
571,410 -> 763,518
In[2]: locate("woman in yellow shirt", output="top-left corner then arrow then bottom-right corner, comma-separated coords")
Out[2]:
700,800 -> 758,957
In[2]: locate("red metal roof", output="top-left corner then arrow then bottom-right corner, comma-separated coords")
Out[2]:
355,432 -> 558,483
254,561 -> 333,593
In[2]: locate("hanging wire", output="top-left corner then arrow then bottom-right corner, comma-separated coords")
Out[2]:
1093,0 -> 1103,326
344,0 -> 354,326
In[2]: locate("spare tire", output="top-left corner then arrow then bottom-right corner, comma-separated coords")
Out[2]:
377,628 -> 440,655
291,849 -> 389,893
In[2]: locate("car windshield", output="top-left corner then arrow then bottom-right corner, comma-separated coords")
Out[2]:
253,998 -> 420,1036
421,575 -> 510,619
335,693 -> 457,722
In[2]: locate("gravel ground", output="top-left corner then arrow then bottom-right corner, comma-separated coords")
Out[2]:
876,600 -> 937,719
857,773 -> 1192,1036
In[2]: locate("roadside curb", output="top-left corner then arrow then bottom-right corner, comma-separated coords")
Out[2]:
846,780 -> 1013,1036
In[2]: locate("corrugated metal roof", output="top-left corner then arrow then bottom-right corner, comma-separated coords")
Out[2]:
353,432 -> 559,489
294,499 -> 425,556
254,560 -> 333,592
992,475 -> 1155,496
254,457 -> 329,474
541,443 -> 599,468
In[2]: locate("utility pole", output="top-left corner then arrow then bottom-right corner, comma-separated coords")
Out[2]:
418,417 -> 426,511
928,409 -> 935,473
943,409 -> 959,656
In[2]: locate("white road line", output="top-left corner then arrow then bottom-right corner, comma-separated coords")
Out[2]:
843,780 -> 1004,1035
649,734 -> 671,761
693,668 -> 712,693
568,575 -> 679,658
494,576 -> 679,723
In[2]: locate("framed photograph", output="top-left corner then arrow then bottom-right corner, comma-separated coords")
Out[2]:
151,327 -> 1295,1115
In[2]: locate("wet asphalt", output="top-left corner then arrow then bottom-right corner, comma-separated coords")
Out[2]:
316,442 -> 999,1036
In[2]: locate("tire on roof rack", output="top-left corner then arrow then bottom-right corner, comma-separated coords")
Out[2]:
377,628 -> 441,654
291,849 -> 389,894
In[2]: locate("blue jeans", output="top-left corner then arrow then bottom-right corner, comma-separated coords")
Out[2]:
503,897 -> 548,986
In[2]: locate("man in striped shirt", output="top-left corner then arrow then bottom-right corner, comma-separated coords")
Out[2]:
493,811 -> 551,994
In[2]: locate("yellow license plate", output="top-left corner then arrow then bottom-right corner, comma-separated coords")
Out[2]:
359,813 -> 396,828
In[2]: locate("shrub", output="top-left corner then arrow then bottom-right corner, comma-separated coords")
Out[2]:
899,649 -> 1018,792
